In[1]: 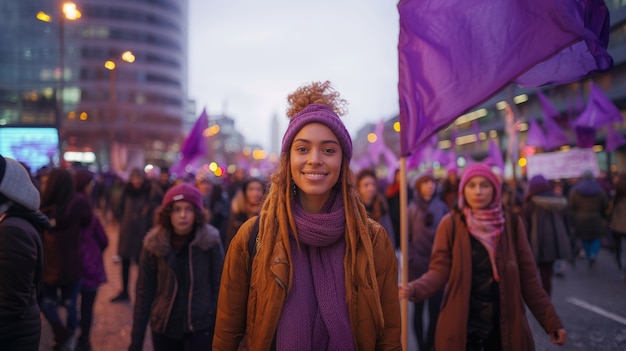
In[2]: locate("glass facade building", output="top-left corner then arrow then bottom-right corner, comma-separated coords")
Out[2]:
0,0 -> 188,173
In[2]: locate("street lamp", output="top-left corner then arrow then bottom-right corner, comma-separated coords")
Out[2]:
104,51 -> 135,173
36,2 -> 81,164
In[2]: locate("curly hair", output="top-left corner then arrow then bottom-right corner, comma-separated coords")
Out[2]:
285,81 -> 348,118
156,202 -> 207,232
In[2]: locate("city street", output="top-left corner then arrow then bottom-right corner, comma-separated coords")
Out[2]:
39,213 -> 626,351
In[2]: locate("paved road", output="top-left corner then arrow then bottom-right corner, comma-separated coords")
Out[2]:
38,212 -> 626,350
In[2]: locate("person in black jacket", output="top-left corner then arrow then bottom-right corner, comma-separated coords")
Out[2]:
129,184 -> 224,351
0,155 -> 50,350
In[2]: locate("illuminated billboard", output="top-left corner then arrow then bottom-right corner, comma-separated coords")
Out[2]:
0,127 -> 59,172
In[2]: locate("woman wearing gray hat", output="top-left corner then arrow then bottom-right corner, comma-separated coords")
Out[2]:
0,155 -> 50,350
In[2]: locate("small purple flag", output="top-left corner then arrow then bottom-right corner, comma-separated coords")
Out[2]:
606,126 -> 626,152
575,83 -> 623,129
542,116 -> 571,151
575,126 -> 597,148
398,0 -> 612,156
171,108 -> 209,175
487,139 -> 505,173
536,90 -> 560,120
525,120 -> 547,149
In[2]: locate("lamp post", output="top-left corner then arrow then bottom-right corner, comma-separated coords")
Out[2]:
104,51 -> 135,173
36,2 -> 81,165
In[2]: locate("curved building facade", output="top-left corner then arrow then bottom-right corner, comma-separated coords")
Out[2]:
0,0 -> 188,173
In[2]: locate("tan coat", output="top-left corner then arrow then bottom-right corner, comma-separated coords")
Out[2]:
408,212 -> 563,351
213,217 -> 402,350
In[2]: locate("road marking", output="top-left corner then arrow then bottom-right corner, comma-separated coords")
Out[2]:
566,297 -> 626,326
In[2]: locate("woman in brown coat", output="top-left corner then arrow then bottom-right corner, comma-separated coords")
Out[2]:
213,81 -> 401,350
399,163 -> 566,350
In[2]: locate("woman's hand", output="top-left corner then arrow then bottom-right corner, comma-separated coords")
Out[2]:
550,328 -> 567,345
398,284 -> 413,300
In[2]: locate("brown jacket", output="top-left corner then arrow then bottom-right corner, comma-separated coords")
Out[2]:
213,217 -> 401,350
408,212 -> 563,351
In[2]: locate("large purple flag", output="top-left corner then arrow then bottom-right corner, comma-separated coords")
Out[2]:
606,125 -> 626,152
525,120 -> 547,149
574,83 -> 623,129
398,0 -> 612,156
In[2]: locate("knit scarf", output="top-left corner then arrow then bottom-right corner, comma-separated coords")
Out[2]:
276,190 -> 355,350
462,206 -> 505,282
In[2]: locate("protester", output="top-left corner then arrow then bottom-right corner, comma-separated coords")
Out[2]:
129,184 -> 224,351
399,162 -> 567,350
440,165 -> 460,210
111,168 -> 162,302
356,168 -> 395,247
407,170 -> 449,351
195,170 -> 230,243
74,170 -> 108,351
385,168 -> 410,249
224,177 -> 265,249
568,170 -> 609,269
523,174 -> 572,296
213,81 -> 401,350
0,155 -> 49,350
40,168 -> 93,350
609,173 -> 626,272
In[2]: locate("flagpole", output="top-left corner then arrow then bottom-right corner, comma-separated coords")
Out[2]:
399,156 -> 409,351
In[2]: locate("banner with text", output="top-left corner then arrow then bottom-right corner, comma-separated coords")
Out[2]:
526,148 -> 600,180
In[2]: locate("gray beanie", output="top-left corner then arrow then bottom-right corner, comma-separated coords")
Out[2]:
0,155 -> 41,211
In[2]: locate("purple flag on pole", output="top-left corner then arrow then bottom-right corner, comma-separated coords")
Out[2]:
575,126 -> 597,148
574,83 -> 623,129
542,117 -> 571,151
487,139 -> 505,173
605,126 -> 626,152
525,120 -> 547,149
171,108 -> 209,175
398,0 -> 612,156
536,90 -> 560,120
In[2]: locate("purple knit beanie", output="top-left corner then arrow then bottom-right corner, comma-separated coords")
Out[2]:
525,174 -> 552,200
281,104 -> 353,159
162,183 -> 203,211
458,163 -> 501,208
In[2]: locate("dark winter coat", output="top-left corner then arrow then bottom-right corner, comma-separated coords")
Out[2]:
523,195 -> 572,263
568,179 -> 609,241
42,194 -> 92,285
79,215 -> 108,290
115,181 -> 162,261
407,212 -> 563,350
130,224 -> 224,350
407,195 -> 449,280
0,216 -> 45,348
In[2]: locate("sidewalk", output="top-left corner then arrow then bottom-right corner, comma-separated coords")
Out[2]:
39,212 -> 152,351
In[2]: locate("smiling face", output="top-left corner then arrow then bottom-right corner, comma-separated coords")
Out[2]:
170,200 -> 196,236
462,176 -> 495,210
290,123 -> 343,213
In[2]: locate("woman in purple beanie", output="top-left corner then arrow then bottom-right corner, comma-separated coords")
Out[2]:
399,162 -> 567,351
213,81 -> 401,350
129,183 -> 224,351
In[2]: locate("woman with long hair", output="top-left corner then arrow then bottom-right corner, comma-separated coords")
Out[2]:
223,177 -> 265,250
399,163 -> 566,350
213,81 -> 401,350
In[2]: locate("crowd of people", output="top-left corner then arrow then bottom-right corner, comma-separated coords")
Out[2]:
1,81 -> 624,350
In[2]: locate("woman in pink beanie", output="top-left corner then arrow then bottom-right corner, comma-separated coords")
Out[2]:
400,162 -> 567,350
213,81 -> 400,350
129,183 -> 224,351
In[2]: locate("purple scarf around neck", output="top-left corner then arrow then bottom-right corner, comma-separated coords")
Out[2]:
276,190 -> 355,351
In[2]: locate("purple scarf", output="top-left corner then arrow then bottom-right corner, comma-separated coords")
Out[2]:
462,206 -> 505,282
276,191 -> 355,351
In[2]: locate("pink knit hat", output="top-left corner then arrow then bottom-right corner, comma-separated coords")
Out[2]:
162,183 -> 203,211
281,104 -> 353,159
458,163 -> 501,208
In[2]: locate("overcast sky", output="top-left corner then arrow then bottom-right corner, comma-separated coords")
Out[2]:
187,0 -> 400,151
